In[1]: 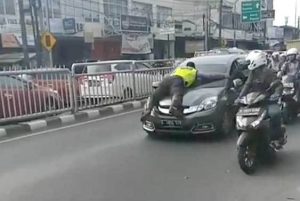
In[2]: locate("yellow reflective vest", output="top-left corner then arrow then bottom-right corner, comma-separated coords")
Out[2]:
171,66 -> 198,87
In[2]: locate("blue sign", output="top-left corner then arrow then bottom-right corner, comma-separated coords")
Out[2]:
63,18 -> 76,34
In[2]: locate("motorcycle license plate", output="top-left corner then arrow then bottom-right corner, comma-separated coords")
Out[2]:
283,83 -> 294,88
238,108 -> 260,116
161,120 -> 182,128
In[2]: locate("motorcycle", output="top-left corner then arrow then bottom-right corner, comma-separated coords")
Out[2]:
235,90 -> 286,175
281,75 -> 299,124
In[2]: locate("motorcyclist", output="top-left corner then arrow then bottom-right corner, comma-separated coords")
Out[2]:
235,50 -> 286,145
269,52 -> 280,72
280,48 -> 300,101
278,53 -> 287,71
141,62 -> 229,121
281,48 -> 300,76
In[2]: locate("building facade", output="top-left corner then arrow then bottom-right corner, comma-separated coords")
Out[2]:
0,0 -> 275,65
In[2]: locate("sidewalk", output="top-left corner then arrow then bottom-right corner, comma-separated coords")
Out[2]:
0,100 -> 146,138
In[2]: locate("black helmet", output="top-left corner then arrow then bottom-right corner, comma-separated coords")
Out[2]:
186,62 -> 196,68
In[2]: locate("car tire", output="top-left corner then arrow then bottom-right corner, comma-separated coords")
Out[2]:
123,88 -> 133,100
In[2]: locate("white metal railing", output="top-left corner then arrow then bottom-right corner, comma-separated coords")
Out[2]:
0,69 -> 73,124
0,59 -> 175,123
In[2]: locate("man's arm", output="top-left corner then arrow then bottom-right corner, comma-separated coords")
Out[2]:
238,71 -> 253,98
197,73 -> 228,85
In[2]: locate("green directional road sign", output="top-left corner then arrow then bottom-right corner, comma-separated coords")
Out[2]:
242,0 -> 261,23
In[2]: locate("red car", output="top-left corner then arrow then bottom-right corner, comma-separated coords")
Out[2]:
0,75 -> 62,120
21,70 -> 79,106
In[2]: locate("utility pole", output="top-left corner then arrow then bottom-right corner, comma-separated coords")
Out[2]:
204,0 -> 210,51
219,0 -> 223,46
18,0 -> 30,68
295,0 -> 298,28
233,0 -> 239,47
46,0 -> 53,67
30,0 -> 42,67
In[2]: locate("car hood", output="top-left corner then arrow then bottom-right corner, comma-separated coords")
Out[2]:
159,81 -> 225,107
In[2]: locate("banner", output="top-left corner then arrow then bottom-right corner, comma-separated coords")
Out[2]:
1,33 -> 19,48
122,33 -> 151,54
121,15 -> 149,32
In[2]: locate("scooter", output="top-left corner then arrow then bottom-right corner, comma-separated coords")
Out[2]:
235,90 -> 286,175
281,75 -> 299,124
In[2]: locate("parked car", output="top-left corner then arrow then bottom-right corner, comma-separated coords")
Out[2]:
0,75 -> 62,120
142,54 -> 247,137
79,61 -> 167,100
20,69 -> 77,106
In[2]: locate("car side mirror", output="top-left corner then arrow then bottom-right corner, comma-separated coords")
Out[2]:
152,81 -> 160,89
233,79 -> 243,88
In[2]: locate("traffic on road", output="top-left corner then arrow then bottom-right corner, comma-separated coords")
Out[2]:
1,47 -> 300,197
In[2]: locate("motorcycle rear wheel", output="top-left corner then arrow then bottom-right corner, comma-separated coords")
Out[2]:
238,145 -> 257,175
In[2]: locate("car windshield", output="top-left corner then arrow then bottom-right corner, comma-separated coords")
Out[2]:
196,64 -> 228,74
87,65 -> 111,74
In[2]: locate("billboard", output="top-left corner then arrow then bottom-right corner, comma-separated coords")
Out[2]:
122,33 -> 151,54
121,15 -> 149,32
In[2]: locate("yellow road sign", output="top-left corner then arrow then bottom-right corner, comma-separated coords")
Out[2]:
41,32 -> 57,51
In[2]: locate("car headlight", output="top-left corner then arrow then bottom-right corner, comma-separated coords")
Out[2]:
200,96 -> 218,111
184,96 -> 218,114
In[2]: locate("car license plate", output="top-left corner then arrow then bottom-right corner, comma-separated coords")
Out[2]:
238,108 -> 260,116
161,120 -> 182,128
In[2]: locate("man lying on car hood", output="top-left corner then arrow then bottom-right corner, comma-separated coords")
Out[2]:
140,62 -> 230,121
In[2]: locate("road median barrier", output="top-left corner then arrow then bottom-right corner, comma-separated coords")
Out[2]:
0,100 -> 146,138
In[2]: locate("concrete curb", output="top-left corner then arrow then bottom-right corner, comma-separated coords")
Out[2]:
0,100 -> 146,138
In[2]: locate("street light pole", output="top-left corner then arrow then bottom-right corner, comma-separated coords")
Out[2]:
218,0 -> 223,46
233,0 -> 239,47
18,0 -> 30,68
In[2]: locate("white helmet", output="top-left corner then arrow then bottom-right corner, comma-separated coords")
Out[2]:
272,52 -> 280,57
246,50 -> 263,61
247,51 -> 268,70
286,48 -> 298,56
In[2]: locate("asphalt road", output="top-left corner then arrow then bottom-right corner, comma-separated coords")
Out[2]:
0,110 -> 300,201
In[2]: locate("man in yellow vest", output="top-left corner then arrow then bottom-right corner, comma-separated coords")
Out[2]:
141,62 -> 229,121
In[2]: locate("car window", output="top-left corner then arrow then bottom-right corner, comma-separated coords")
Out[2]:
114,63 -> 131,71
136,63 -> 150,70
87,65 -> 112,74
0,76 -> 26,88
34,72 -> 64,80
180,60 -> 228,74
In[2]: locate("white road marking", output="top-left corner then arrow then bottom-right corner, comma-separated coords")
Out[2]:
0,109 -> 143,144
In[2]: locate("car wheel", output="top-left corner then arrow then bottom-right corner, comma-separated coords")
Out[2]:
123,88 -> 133,100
